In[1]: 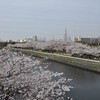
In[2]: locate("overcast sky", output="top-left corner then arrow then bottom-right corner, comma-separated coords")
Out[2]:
0,0 -> 100,41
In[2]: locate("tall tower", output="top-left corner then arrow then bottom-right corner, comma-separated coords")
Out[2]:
64,28 -> 67,41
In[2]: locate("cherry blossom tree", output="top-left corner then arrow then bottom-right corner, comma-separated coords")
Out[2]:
8,40 -> 100,56
0,49 -> 73,100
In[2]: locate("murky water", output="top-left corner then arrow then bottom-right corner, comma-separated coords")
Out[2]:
47,60 -> 100,100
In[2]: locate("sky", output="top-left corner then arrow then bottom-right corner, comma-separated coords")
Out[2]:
0,0 -> 100,41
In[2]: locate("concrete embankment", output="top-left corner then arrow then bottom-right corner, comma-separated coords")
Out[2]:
10,48 -> 100,73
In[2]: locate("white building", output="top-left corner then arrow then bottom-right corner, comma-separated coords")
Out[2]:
32,36 -> 38,41
25,36 -> 38,42
74,36 -> 81,42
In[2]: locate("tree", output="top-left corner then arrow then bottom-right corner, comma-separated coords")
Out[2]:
0,49 -> 73,100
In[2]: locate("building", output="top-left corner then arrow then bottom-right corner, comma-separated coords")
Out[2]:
32,36 -> 38,41
74,36 -> 100,45
74,36 -> 81,42
25,36 -> 38,42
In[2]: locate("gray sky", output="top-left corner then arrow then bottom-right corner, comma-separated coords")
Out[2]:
0,0 -> 100,41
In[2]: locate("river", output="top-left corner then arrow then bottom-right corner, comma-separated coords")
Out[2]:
45,60 -> 100,100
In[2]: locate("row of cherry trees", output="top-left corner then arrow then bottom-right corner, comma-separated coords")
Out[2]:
0,49 -> 73,100
8,40 -> 100,56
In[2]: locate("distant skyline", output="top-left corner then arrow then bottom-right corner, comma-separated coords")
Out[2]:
0,0 -> 100,41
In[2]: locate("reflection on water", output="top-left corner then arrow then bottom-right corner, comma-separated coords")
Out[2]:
47,60 -> 100,100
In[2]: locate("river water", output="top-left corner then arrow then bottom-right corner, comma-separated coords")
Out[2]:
46,60 -> 100,100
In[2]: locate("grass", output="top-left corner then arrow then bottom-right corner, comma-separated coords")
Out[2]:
9,48 -> 100,72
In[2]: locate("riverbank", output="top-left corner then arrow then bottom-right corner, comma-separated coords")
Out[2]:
9,48 -> 100,73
